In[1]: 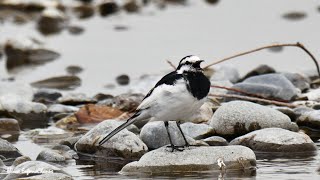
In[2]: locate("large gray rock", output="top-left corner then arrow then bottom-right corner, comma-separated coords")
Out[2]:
120,146 -> 256,174
0,138 -> 22,159
230,128 -> 316,152
75,120 -> 148,159
140,121 -> 201,150
228,73 -> 299,101
180,122 -> 215,140
17,173 -> 73,180
209,101 -> 295,136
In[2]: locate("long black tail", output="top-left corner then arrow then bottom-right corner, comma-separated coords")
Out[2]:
98,111 -> 141,146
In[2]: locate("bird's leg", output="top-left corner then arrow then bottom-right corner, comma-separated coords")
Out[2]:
164,121 -> 183,152
176,121 -> 190,147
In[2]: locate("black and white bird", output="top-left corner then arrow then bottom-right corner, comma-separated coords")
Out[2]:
99,55 -> 211,151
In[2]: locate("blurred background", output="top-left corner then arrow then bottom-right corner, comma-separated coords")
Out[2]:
0,0 -> 320,95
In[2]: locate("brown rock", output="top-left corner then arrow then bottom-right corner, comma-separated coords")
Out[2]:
75,104 -> 123,123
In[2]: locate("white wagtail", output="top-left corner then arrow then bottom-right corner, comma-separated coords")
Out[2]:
99,55 -> 211,151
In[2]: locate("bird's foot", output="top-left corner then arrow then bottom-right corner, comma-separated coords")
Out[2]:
166,145 -> 185,152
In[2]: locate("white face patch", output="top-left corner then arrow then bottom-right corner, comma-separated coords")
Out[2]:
180,55 -> 201,64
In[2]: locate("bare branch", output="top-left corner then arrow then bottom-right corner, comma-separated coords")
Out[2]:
209,93 -> 297,108
166,60 -> 176,69
203,42 -> 320,77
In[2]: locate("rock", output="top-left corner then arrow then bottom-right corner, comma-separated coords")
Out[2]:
230,128 -> 316,152
120,146 -> 256,174
185,101 -> 215,123
205,0 -> 219,5
229,74 -> 299,101
66,65 -> 83,75
4,38 -> 60,71
37,8 -> 67,35
59,136 -> 82,149
209,101 -> 294,137
55,115 -> 79,131
99,93 -> 144,111
36,149 -> 66,162
27,126 -> 73,144
116,74 -> 130,85
304,89 -> 320,101
58,93 -> 96,105
48,104 -> 79,116
12,156 -> 31,167
203,136 -> 228,146
75,120 -> 148,159
282,72 -> 310,92
293,106 -> 314,119
297,110 -> 320,129
98,0 -> 119,17
33,89 -> 62,104
241,64 -> 276,81
273,106 -> 296,121
31,76 -> 81,90
4,161 -> 65,180
123,0 -> 140,13
67,25 -> 84,35
75,104 -> 123,123
0,118 -> 20,141
140,121 -> 199,149
16,173 -> 73,180
93,93 -> 113,101
73,4 -> 95,19
0,138 -> 22,159
210,64 -> 240,83
180,122 -> 215,140
282,11 -> 307,21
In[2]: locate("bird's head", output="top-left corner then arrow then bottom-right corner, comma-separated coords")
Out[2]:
176,55 -> 204,73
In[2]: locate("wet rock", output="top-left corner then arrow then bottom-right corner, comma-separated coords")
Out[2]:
36,149 -> 65,162
229,74 -> 298,101
230,128 -> 316,152
120,146 -> 256,174
75,104 -> 123,123
210,64 -> 240,83
4,161 -> 65,180
57,93 -> 96,105
67,25 -> 84,35
31,76 -> 81,90
37,8 -> 67,35
116,74 -> 130,85
93,93 -> 113,102
66,65 -> 83,75
48,104 -> 79,116
123,0 -> 140,13
0,118 -> 20,141
203,136 -> 228,146
282,72 -> 310,92
33,89 -> 62,104
75,120 -> 148,159
4,38 -> 60,71
16,173 -> 73,180
296,110 -> 320,129
241,65 -> 276,81
99,93 -> 144,111
73,4 -> 95,19
140,121 -> 199,150
0,138 -> 22,159
180,122 -> 215,140
98,0 -> 119,17
282,11 -> 307,21
209,101 -> 295,137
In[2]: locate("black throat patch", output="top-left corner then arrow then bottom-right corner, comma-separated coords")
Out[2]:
183,71 -> 211,100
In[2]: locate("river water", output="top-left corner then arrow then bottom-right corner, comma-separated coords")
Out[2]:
1,0 -> 320,179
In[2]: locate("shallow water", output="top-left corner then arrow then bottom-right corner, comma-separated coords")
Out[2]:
1,0 -> 320,179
